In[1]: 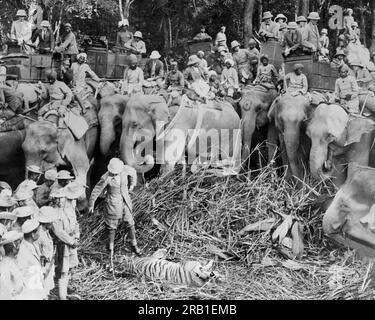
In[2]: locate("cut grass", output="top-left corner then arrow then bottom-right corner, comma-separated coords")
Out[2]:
74,164 -> 375,300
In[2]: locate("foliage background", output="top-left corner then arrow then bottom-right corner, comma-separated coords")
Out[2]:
0,0 -> 374,54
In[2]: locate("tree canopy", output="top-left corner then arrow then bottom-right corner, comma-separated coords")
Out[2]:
1,0 -> 374,54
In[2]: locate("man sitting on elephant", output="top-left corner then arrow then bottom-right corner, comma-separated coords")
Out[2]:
38,70 -> 74,123
254,54 -> 278,90
165,61 -> 184,91
231,40 -> 253,84
285,64 -> 308,97
351,61 -> 374,92
184,55 -> 210,102
334,64 -> 360,114
143,51 -> 165,92
120,54 -> 144,95
221,58 -> 239,98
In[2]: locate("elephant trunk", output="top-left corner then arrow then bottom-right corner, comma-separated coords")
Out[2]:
284,121 -> 302,179
309,141 -> 331,180
121,133 -> 155,174
241,110 -> 256,167
99,118 -> 116,156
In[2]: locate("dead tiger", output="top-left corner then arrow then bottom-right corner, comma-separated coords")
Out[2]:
115,249 -> 222,287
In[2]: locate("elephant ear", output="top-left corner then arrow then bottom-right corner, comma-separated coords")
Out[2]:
345,115 -> 375,147
147,96 -> 169,123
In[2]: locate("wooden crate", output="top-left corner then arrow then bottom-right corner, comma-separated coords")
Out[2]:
284,55 -> 337,92
30,55 -> 53,81
188,40 -> 212,55
260,40 -> 284,71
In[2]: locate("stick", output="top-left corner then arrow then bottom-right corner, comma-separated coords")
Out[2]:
110,249 -> 116,279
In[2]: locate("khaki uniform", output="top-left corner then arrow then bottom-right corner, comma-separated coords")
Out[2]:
233,49 -> 253,82
17,240 -> 46,300
302,22 -> 320,53
255,64 -> 278,89
335,75 -> 360,113
89,167 -> 137,231
259,21 -> 278,40
165,70 -> 184,89
52,204 -> 79,275
122,67 -> 144,95
71,62 -> 101,94
0,256 -> 25,300
116,30 -> 133,47
38,81 -> 74,118
221,67 -> 239,97
285,72 -> 308,95
34,228 -> 55,294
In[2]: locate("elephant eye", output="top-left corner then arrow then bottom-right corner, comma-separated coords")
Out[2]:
131,122 -> 139,128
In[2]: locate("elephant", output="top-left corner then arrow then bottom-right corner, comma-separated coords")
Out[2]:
120,94 -> 242,174
22,102 -> 99,186
323,163 -> 375,257
306,103 -> 375,187
239,86 -> 278,169
1,82 -> 47,111
268,93 -> 313,180
98,94 -> 129,158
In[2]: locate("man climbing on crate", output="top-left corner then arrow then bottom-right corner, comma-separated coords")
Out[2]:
54,23 -> 79,65
31,20 -> 55,54
334,64 -> 360,114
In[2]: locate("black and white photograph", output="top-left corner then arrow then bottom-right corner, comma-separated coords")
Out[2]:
0,0 -> 375,306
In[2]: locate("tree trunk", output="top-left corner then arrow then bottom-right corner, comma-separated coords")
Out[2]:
244,0 -> 256,45
371,0 -> 375,51
162,15 -> 169,52
295,0 -> 300,19
358,3 -> 367,46
301,0 -> 309,17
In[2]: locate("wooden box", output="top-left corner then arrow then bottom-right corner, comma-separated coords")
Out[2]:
284,55 -> 337,92
260,40 -> 284,71
188,40 -> 212,55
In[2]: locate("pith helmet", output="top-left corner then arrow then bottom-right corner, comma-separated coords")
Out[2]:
41,20 -> 50,28
296,16 -> 307,23
128,54 -> 138,64
13,206 -> 36,218
307,12 -> 320,20
134,31 -> 143,39
57,170 -> 74,180
16,10 -> 27,17
275,14 -> 287,22
0,231 -> 23,245
36,207 -> 58,224
293,63 -> 304,71
262,11 -> 273,20
150,50 -> 161,59
107,158 -> 124,175
27,165 -> 42,174
287,22 -> 298,29
231,40 -> 240,50
22,219 -> 40,234
187,55 -> 201,66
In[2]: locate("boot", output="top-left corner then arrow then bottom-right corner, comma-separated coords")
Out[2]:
58,275 -> 67,300
127,226 -> 141,256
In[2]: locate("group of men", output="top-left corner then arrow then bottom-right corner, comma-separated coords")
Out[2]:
0,165 -> 81,300
0,156 -> 141,300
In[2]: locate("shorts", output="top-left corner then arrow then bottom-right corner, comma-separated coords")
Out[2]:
104,206 -> 134,230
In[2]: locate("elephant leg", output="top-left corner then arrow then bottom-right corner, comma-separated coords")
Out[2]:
267,121 -> 279,164
161,131 -> 186,175
66,141 -> 90,186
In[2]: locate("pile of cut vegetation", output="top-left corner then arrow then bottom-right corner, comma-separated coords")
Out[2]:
75,165 -> 375,300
